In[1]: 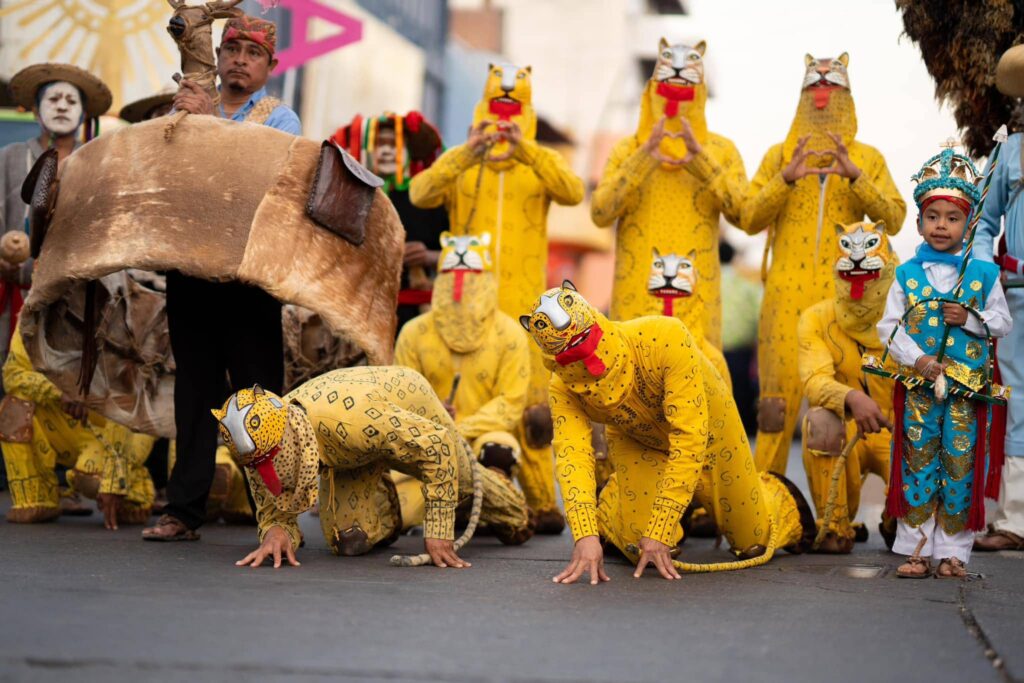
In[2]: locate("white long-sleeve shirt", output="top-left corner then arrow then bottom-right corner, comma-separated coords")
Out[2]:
877,258 -> 1013,368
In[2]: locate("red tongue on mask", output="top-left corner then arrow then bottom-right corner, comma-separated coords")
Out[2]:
251,447 -> 283,496
448,269 -> 481,302
811,85 -> 840,110
655,82 -> 695,117
554,324 -> 606,377
651,289 -> 691,316
838,270 -> 880,300
488,99 -> 522,121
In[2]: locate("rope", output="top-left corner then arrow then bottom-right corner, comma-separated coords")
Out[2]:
812,430 -> 862,549
389,457 -> 484,567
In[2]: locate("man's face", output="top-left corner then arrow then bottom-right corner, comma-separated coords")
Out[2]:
372,128 -> 397,175
919,199 -> 968,253
37,81 -> 83,136
217,38 -> 276,94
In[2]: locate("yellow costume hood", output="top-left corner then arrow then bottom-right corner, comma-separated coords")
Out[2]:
433,232 -> 497,354
783,53 -> 858,169
832,221 -> 893,349
472,62 -> 537,169
636,38 -> 709,165
520,281 -> 632,406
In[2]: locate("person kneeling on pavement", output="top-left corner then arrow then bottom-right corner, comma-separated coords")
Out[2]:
1,323 -> 155,527
215,366 -> 533,569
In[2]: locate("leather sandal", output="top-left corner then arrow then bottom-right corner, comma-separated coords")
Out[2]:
935,557 -> 967,579
141,514 -> 200,542
896,555 -> 932,579
973,525 -> 1024,552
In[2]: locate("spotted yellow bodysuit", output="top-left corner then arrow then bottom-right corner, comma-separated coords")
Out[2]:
741,59 -> 905,475
520,285 -> 812,563
409,64 -> 584,521
798,229 -> 895,544
1,324 -> 154,520
244,366 -> 531,554
591,69 -> 747,357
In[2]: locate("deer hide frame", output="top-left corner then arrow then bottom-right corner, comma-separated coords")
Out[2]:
20,116 -> 404,437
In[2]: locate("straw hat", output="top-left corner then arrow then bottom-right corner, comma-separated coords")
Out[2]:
8,63 -> 112,118
996,44 -> 1024,98
119,90 -> 176,124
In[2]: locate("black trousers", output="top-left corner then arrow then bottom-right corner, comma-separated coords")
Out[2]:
164,273 -> 283,530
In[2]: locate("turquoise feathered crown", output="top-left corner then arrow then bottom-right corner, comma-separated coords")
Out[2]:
911,147 -> 981,207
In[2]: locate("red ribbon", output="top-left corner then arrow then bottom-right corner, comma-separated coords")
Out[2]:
837,270 -> 881,300
250,446 -> 282,496
0,280 -> 26,340
995,234 -> 1022,275
397,289 -> 432,305
488,99 -> 522,121
554,324 -> 606,377
987,342 -> 1006,499
885,382 -> 910,519
968,401 -> 989,531
655,82 -> 695,117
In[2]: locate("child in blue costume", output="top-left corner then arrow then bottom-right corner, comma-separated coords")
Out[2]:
878,148 -> 1012,578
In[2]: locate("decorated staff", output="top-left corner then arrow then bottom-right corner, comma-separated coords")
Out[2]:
874,143 -> 1012,579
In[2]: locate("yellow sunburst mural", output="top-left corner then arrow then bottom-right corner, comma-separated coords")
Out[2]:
0,0 -> 177,110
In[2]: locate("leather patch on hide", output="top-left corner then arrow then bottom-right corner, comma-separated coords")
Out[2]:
21,148 -> 59,259
804,407 -> 845,456
523,403 -> 554,449
757,396 -> 787,434
0,395 -> 35,443
306,141 -> 384,247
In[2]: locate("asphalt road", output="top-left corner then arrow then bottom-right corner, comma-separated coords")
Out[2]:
1,450 -> 1021,683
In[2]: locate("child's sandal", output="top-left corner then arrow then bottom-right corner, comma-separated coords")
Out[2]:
935,557 -> 967,579
896,556 -> 932,579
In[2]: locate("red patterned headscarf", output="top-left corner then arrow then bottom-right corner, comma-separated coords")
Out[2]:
221,15 -> 277,58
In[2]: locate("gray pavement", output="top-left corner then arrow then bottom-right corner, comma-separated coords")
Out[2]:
0,449 -> 1022,683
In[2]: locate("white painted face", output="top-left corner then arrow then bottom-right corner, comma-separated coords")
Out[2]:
38,81 -> 84,136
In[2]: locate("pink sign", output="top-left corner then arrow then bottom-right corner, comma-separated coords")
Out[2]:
271,0 -> 363,73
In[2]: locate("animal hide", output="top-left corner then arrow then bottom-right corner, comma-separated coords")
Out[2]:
20,115 -> 404,437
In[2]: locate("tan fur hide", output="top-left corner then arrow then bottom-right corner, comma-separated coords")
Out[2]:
20,115 -> 403,437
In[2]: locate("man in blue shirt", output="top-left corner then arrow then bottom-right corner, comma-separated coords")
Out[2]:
144,14 -> 301,542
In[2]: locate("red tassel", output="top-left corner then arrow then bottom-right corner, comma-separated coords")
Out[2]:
968,402 -> 988,531
886,382 -> 910,518
987,342 -> 1006,498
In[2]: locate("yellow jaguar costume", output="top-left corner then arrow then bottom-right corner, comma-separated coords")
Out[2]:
798,222 -> 895,551
1,324 -> 155,523
742,53 -> 906,475
520,283 -> 813,568
394,233 -> 533,486
591,38 -> 747,353
409,62 -> 584,529
213,368 -> 532,555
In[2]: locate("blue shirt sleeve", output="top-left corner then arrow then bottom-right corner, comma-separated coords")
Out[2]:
264,105 -> 302,136
974,135 -> 1015,262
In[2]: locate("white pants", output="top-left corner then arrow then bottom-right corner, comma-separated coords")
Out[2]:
895,516 -> 973,563
989,455 -> 1024,537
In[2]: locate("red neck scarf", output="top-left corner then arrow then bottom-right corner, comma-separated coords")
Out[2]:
554,324 -> 606,377
655,82 -> 695,118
